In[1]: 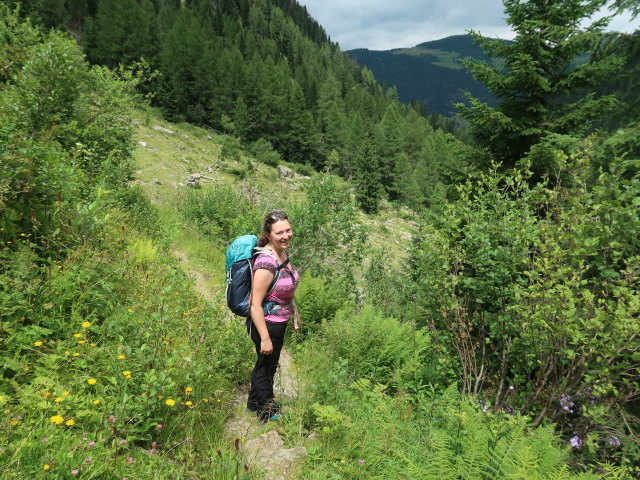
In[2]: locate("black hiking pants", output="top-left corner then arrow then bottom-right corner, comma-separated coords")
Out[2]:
246,317 -> 288,421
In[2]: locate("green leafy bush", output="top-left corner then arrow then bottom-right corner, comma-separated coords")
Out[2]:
411,155 -> 639,468
294,271 -> 350,329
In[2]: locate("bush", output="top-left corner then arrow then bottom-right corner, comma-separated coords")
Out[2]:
294,271 -> 350,329
411,157 -> 640,468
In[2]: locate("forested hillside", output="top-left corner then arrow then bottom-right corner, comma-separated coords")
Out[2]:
10,0 -> 471,213
1,0 -> 639,479
347,35 -> 499,115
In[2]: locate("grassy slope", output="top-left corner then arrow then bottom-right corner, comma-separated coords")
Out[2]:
131,106 -> 415,285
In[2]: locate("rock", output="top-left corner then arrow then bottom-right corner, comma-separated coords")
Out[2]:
244,431 -> 307,480
207,135 -> 212,140
245,430 -> 284,454
138,141 -> 148,147
185,173 -> 202,188
152,125 -> 174,135
277,165 -> 294,179
153,179 -> 162,185
180,134 -> 190,139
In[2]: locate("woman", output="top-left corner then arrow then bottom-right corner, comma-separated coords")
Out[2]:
247,210 -> 299,423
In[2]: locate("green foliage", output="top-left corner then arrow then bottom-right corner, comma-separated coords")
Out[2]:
458,0 -> 624,180
289,172 -> 367,274
177,184 -> 262,240
0,13 -> 255,476
411,154 -> 639,467
294,271 -> 350,329
293,329 -> 608,479
352,129 -> 383,213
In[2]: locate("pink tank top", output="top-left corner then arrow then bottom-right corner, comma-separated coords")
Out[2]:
253,252 -> 299,323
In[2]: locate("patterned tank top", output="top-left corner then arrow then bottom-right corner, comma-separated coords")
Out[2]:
253,252 -> 299,323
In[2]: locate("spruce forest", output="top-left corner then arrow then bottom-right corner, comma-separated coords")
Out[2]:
0,0 -> 638,478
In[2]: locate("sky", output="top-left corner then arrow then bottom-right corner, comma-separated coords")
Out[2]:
298,1 -> 637,51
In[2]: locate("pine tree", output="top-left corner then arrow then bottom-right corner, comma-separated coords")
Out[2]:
458,0 -> 623,180
281,82 -> 321,166
375,103 -> 403,193
353,128 -> 384,213
393,152 -> 424,208
84,0 -> 158,68
233,95 -> 251,140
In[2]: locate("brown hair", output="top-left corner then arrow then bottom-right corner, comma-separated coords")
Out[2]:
258,210 -> 289,247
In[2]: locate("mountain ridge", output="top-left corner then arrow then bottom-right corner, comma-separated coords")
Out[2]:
346,34 -> 498,115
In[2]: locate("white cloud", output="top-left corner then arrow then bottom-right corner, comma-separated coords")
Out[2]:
298,0 -> 638,51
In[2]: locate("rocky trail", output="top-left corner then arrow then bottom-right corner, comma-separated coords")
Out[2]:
174,249 -> 308,480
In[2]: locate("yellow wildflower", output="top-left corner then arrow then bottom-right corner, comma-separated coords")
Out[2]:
34,341 -> 43,347
50,415 -> 64,425
185,387 -> 193,395
43,464 -> 50,471
127,309 -> 133,313
78,340 -> 86,345
73,353 -> 80,357
185,401 -> 193,406
165,399 -> 175,407
87,378 -> 97,385
82,321 -> 91,328
122,371 -> 131,376
90,343 -> 96,347
45,392 -> 52,398
65,419 -> 75,426
73,333 -> 82,338
10,420 -> 19,426
62,391 -> 70,396
203,398 -> 209,403
117,355 -> 126,360
93,399 -> 101,405
125,374 -> 132,380
54,397 -> 64,403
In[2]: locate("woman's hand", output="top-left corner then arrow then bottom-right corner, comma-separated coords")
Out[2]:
260,337 -> 273,355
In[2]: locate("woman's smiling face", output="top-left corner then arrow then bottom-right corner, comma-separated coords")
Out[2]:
268,219 -> 292,250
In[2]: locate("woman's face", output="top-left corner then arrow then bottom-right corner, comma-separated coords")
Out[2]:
267,219 -> 292,250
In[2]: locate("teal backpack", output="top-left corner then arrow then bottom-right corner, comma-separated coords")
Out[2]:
225,235 -> 288,317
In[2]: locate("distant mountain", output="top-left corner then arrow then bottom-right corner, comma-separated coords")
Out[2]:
347,35 -> 500,116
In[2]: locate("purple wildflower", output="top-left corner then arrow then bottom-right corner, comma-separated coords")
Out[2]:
42,438 -> 49,443
85,457 -> 93,464
156,424 -> 163,430
71,470 -> 79,476
120,439 -> 127,445
125,457 -> 133,464
608,435 -> 621,447
88,441 -> 96,447
569,436 -> 582,449
559,394 -> 574,413
358,459 -> 364,465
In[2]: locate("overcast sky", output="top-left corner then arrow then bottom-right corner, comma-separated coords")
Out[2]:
298,1 -> 637,51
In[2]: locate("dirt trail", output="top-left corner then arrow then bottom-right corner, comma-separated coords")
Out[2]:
173,248 -> 307,480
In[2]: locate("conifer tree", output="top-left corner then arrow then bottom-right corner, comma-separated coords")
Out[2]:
353,129 -> 383,213
281,82 -> 321,165
233,95 -> 251,140
376,103 -> 403,192
393,152 -> 424,208
458,0 -> 623,179
84,0 -> 158,68
159,7 -> 213,121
